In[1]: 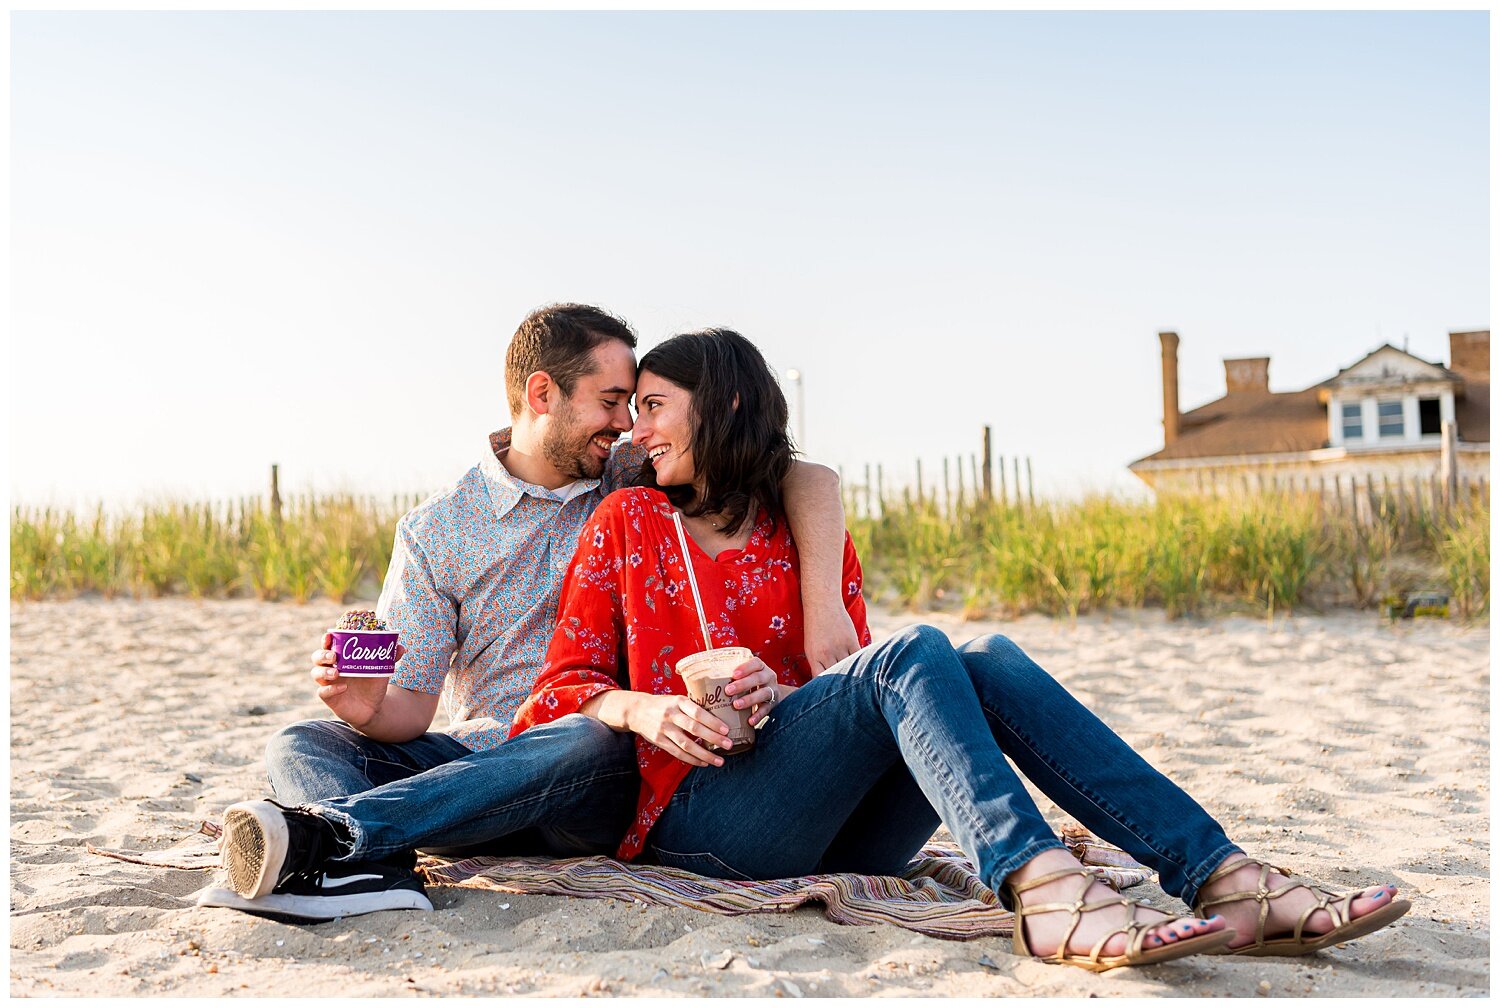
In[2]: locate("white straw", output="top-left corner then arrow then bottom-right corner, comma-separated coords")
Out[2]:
671,511 -> 714,652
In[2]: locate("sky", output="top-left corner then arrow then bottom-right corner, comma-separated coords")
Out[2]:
9,11 -> 1490,510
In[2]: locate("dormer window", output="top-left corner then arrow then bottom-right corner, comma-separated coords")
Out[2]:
1377,400 -> 1404,438
1341,402 -> 1363,440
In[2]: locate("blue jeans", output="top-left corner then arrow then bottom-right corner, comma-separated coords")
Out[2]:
264,713 -> 639,862
645,625 -> 1240,908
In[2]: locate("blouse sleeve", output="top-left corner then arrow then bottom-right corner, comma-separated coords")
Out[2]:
842,531 -> 874,648
511,496 -> 631,736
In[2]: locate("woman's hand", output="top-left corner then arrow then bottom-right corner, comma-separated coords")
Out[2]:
624,693 -> 733,768
726,656 -> 794,727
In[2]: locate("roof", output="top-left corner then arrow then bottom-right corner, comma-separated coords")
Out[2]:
1134,388 -> 1331,464
1132,373 -> 1490,468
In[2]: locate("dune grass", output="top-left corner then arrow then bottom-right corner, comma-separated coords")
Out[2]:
11,495 -> 412,604
846,488 -> 1488,621
11,487 -> 1488,621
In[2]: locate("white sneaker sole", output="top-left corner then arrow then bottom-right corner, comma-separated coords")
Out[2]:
195,884 -> 432,922
222,800 -> 289,899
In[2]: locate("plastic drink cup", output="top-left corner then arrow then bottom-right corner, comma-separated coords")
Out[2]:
677,646 -> 757,755
328,628 -> 401,677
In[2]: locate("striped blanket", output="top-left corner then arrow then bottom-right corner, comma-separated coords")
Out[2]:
91,821 -> 1152,940
420,828 -> 1152,941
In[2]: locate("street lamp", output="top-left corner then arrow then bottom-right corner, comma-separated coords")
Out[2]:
785,368 -> 805,448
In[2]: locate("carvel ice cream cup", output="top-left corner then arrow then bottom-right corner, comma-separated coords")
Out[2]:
328,629 -> 401,677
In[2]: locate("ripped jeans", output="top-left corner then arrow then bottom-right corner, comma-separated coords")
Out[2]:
264,713 -> 638,861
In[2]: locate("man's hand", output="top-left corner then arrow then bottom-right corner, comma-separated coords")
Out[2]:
803,603 -> 860,674
623,693 -> 731,768
311,632 -> 405,730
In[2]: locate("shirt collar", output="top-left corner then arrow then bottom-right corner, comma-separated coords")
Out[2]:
481,429 -> 602,516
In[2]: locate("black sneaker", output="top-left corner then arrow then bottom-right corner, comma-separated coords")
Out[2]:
196,861 -> 432,922
221,799 -> 345,898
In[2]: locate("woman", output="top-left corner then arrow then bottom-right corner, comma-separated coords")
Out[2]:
512,329 -> 1409,972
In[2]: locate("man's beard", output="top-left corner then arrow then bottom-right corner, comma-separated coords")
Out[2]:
541,401 -> 611,481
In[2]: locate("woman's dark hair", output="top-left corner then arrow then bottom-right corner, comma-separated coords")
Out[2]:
636,328 -> 795,535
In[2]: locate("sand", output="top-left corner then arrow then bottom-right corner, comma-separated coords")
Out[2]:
8,597 -> 1489,997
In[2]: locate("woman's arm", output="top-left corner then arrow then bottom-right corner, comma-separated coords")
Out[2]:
581,689 -> 731,768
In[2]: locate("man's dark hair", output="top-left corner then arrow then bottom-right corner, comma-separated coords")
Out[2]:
636,328 -> 795,535
505,304 -> 637,415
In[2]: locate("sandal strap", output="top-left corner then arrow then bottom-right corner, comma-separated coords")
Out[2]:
1010,868 -> 1200,967
1195,855 -> 1365,951
1291,885 -> 1355,944
1009,866 -> 1096,895
1195,859 -> 1294,912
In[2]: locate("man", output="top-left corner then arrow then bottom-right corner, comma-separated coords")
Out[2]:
199,303 -> 858,921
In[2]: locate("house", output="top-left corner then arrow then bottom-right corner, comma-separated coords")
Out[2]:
1129,329 -> 1489,495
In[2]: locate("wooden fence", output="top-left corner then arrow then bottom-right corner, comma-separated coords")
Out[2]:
836,426 -> 1488,524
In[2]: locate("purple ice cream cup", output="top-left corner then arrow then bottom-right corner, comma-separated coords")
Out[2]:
328,629 -> 401,677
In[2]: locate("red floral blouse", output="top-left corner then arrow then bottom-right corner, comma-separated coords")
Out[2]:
510,486 -> 872,861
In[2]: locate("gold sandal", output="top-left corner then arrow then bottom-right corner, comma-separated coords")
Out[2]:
1007,867 -> 1236,972
1193,855 -> 1411,956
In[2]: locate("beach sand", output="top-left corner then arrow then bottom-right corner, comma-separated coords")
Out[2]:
9,598 -> 1489,997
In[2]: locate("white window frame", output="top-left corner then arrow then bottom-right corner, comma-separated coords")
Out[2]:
1377,399 -> 1405,439
1340,401 -> 1364,441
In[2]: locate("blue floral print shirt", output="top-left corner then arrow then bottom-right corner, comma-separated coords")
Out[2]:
375,429 -> 643,750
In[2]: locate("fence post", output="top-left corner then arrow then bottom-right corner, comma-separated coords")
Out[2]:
877,464 -> 885,517
270,464 -> 283,531
1440,419 -> 1458,508
1013,457 -> 1023,510
1026,457 -> 1035,508
915,458 -> 924,507
982,426 -> 993,501
942,457 -> 952,517
864,463 -> 872,519
999,454 -> 1008,505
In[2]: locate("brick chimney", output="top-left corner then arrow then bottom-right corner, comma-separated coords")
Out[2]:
1448,330 -> 1489,381
1159,331 -> 1180,446
1224,357 -> 1270,394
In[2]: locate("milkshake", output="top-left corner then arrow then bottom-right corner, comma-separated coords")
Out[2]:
677,646 -> 757,755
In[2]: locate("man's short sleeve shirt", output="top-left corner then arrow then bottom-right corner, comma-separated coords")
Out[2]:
376,429 -> 645,750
